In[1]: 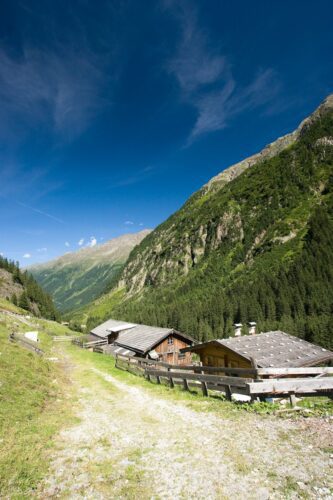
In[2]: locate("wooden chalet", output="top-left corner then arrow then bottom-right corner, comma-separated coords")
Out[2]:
183,330 -> 333,371
90,318 -> 194,365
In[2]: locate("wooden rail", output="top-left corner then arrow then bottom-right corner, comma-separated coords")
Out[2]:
53,335 -> 78,342
145,367 -> 250,399
9,333 -> 44,355
113,353 -> 333,403
257,367 -> 333,377
71,337 -> 107,349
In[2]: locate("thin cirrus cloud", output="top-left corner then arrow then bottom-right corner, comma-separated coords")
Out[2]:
0,46 -> 108,142
165,1 -> 281,143
23,253 -> 31,259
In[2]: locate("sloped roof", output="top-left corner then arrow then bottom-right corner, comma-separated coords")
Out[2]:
91,319 -> 131,338
115,324 -> 175,354
91,318 -> 194,354
103,344 -> 136,357
189,331 -> 333,368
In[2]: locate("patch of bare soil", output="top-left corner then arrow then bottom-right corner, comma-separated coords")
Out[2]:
39,363 -> 333,499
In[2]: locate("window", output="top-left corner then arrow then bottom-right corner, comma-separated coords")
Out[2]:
167,336 -> 174,345
178,352 -> 185,359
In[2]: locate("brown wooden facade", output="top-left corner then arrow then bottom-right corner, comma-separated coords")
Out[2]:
189,342 -> 251,369
154,334 -> 192,365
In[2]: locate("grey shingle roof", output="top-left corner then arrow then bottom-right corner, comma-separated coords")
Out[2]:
103,344 -> 136,357
91,319 -> 134,338
115,324 -> 175,354
217,331 -> 333,368
91,318 -> 194,354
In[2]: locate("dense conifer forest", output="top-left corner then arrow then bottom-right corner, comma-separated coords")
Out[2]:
0,256 -> 59,320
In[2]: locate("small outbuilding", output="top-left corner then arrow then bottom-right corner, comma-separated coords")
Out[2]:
183,330 -> 333,370
90,318 -> 194,365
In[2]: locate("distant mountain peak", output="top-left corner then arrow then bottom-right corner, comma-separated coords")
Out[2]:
30,229 -> 151,312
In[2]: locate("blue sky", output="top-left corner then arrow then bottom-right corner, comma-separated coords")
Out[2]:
1,0 -> 332,265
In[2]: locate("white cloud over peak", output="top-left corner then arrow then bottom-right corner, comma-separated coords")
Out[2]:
78,238 -> 84,246
23,253 -> 31,258
87,236 -> 97,247
65,242 -> 70,247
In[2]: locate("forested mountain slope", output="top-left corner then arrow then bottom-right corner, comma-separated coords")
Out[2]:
30,230 -> 150,313
86,95 -> 333,349
0,256 -> 59,320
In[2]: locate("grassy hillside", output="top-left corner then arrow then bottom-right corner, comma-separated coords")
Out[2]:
79,96 -> 333,349
30,230 -> 150,313
0,312 -> 76,497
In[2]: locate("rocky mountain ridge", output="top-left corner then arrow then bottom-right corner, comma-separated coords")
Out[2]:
119,94 -> 333,296
30,230 -> 151,312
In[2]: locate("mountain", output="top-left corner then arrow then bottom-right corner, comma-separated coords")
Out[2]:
80,94 -> 333,350
29,230 -> 151,313
0,255 -> 59,319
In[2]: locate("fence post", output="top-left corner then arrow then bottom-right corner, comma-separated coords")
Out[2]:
225,385 -> 232,401
201,381 -> 208,397
250,357 -> 260,380
166,366 -> 174,388
183,378 -> 189,391
289,392 -> 296,407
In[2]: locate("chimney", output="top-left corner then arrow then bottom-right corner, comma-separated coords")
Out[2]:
233,323 -> 243,337
248,322 -> 257,335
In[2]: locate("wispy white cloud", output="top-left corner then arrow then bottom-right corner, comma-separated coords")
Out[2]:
37,247 -> 47,253
165,1 -> 280,143
78,238 -> 85,246
124,221 -> 134,225
190,69 -> 280,140
65,242 -> 70,247
87,236 -> 97,247
23,253 -> 31,259
0,46 -> 108,142
16,200 -> 64,224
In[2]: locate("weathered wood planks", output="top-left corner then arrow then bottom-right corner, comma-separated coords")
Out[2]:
247,377 -> 333,395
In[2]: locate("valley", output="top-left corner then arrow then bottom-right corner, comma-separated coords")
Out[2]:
1,303 -> 331,498
59,95 -> 333,351
29,230 -> 150,314
2,3 -> 333,499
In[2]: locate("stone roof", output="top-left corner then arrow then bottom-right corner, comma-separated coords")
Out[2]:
91,318 -> 194,355
217,331 -> 333,367
91,319 -> 133,338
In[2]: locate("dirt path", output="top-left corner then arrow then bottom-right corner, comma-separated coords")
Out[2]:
39,354 -> 333,499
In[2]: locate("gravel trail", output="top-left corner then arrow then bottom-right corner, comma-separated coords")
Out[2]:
39,359 -> 333,499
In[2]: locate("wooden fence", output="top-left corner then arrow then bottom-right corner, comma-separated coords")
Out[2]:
9,333 -> 44,356
114,353 -> 333,404
72,337 -> 107,349
53,335 -> 78,342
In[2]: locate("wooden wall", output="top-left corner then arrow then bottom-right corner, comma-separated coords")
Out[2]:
155,334 -> 192,365
195,344 -> 251,370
